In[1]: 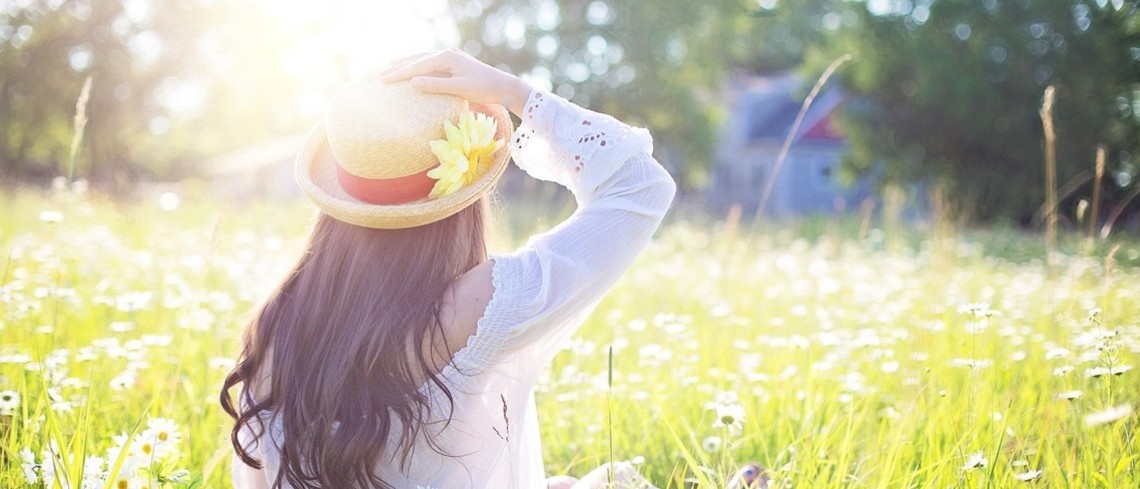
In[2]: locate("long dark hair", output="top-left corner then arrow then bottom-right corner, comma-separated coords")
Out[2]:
220,199 -> 488,488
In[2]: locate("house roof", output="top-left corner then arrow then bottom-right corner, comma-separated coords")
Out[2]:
200,134 -> 308,177
741,73 -> 846,144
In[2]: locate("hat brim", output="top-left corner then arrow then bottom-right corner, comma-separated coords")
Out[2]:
295,103 -> 513,229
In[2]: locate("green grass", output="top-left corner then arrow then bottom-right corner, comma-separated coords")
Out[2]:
1,188 -> 1138,488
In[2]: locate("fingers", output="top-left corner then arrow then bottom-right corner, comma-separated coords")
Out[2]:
409,75 -> 465,96
377,51 -> 438,78
381,51 -> 457,82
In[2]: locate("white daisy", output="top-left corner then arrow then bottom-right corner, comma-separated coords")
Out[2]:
712,402 -> 746,432
19,448 -> 38,484
962,451 -> 988,471
958,303 -> 999,319
0,390 -> 20,415
1015,469 -> 1043,482
1084,404 -> 1134,427
39,449 -> 57,485
141,417 -> 183,459
1085,365 -> 1132,378
1055,390 -> 1082,401
82,455 -> 105,488
38,210 -> 64,223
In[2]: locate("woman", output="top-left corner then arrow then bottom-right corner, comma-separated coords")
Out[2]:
220,49 -> 675,488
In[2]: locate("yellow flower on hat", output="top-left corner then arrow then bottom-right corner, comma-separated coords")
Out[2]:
427,111 -> 503,199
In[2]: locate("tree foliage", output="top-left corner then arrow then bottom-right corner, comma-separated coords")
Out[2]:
817,0 -> 1140,223
0,0 -> 323,187
452,0 -> 1140,223
449,0 -> 764,187
447,0 -> 870,189
2,0 -> 1137,225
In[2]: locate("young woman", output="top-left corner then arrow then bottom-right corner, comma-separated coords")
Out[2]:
220,49 -> 675,488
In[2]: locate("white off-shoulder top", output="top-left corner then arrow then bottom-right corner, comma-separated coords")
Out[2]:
234,88 -> 676,489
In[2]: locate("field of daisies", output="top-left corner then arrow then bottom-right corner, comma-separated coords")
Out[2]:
1,187 -> 1138,488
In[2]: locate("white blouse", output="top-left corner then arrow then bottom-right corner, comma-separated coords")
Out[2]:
235,89 -> 676,489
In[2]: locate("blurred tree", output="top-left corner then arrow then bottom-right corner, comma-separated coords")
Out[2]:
817,0 -> 1140,223
729,0 -> 857,73
446,0 -> 898,189
2,0 -> 199,185
5,0 -> 1136,228
0,0 -> 326,188
448,0 -> 715,188
446,0 -> 837,188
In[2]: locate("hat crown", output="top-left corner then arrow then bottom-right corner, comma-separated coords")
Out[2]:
325,77 -> 467,179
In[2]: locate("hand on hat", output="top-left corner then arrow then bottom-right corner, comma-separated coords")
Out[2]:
380,49 -> 532,116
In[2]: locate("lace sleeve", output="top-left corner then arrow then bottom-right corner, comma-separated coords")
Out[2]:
510,90 -> 654,202
451,90 -> 675,375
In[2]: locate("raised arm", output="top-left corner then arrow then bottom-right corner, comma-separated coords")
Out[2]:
488,87 -> 676,364
384,50 -> 676,372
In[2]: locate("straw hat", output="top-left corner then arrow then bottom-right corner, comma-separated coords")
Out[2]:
295,74 -> 513,229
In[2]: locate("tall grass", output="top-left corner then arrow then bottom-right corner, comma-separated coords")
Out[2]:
1091,146 -> 1106,240
1040,85 -> 1058,270
66,76 -> 93,185
0,191 -> 1137,488
751,54 -> 854,224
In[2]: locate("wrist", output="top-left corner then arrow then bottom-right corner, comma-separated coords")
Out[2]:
501,76 -> 532,116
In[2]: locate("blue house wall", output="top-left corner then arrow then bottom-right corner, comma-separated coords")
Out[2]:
709,74 -> 873,218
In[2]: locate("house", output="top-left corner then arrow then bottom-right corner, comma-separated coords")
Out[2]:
709,72 -> 872,218
202,135 -> 307,201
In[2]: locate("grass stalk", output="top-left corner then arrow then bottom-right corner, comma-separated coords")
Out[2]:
1090,145 -> 1105,239
67,76 -> 93,185
1039,85 -> 1058,269
608,345 -> 615,486
1033,171 -> 1093,225
1100,186 -> 1140,238
752,54 -> 853,225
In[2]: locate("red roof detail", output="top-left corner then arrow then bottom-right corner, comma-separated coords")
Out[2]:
802,113 -> 843,141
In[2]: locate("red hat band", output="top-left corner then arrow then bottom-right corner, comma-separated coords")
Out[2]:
335,163 -> 436,205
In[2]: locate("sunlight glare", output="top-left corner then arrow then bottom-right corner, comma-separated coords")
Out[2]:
264,0 -> 454,79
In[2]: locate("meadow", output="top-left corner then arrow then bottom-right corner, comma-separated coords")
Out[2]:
1,187 -> 1138,488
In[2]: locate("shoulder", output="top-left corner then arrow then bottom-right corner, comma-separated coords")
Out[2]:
437,259 -> 496,356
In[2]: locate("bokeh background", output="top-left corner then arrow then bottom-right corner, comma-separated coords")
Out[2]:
2,0 -> 1138,228
3,2 -> 1140,487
